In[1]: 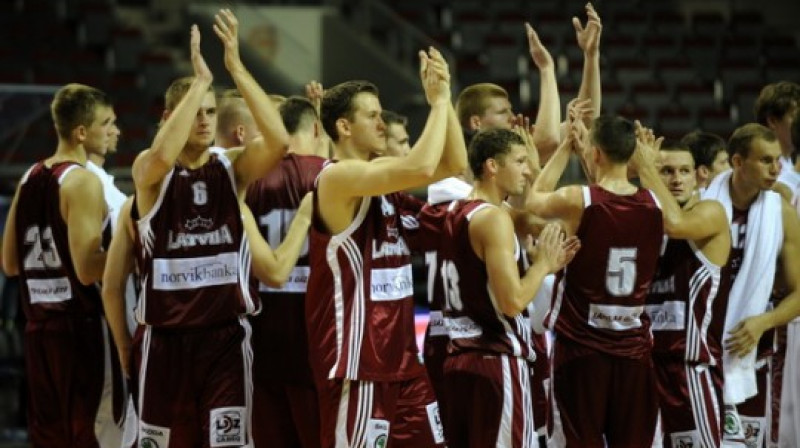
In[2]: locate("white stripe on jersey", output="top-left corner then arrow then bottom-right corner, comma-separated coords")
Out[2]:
686,364 -> 720,448
327,197 -> 370,380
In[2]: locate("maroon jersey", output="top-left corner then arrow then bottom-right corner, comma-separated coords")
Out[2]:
135,150 -> 257,328
439,200 -> 535,361
305,184 -> 425,382
547,185 -> 663,359
244,153 -> 325,383
15,162 -> 103,321
647,238 -> 729,364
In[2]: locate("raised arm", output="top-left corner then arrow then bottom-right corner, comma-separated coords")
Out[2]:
62,170 -> 107,285
245,194 -> 312,287
132,25 -> 213,191
430,101 -> 469,182
1,184 -> 21,276
727,200 -> 800,357
473,211 -> 573,317
574,2 -> 602,125
214,9 -> 289,190
101,196 -> 136,378
319,48 -> 451,198
526,23 -> 560,163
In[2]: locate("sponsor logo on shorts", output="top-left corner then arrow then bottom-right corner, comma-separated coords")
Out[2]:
139,422 -> 170,448
669,430 -> 699,448
426,402 -> 445,444
366,418 -> 390,448
370,265 -> 414,301
741,417 -> 765,448
153,252 -> 239,291
210,407 -> 245,447
645,301 -> 686,331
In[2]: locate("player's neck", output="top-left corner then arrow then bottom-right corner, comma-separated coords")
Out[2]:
729,172 -> 759,210
88,152 -> 106,168
49,141 -> 88,167
470,180 -> 504,206
332,140 -> 369,161
178,145 -> 211,169
594,163 -> 636,195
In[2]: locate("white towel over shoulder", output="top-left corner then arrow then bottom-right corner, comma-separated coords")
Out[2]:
701,169 -> 783,404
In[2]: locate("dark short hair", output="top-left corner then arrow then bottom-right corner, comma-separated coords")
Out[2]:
279,96 -> 318,135
469,128 -> 524,179
754,81 -> 800,125
381,110 -> 408,127
50,83 -> 111,139
680,131 -> 725,168
321,80 -> 379,142
590,115 -> 636,163
727,123 -> 777,159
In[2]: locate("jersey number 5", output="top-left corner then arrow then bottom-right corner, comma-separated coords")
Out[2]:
23,225 -> 62,270
606,247 -> 637,296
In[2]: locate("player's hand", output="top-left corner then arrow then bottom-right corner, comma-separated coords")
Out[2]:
631,120 -> 662,171
513,114 -> 540,173
574,2 -> 602,57
190,24 -> 213,84
305,81 -> 324,115
725,315 -> 770,358
213,8 -> 244,74
420,47 -> 451,106
533,223 -> 568,274
525,23 -> 554,71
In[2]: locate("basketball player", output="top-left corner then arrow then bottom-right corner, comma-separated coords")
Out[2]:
437,128 -> 578,447
526,115 -> 664,447
305,46 -> 466,447
244,96 -> 328,447
128,11 -> 288,446
1,83 -> 114,447
637,140 -> 732,447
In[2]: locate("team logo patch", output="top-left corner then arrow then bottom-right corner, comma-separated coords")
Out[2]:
723,405 -> 742,436
669,430 -> 699,448
210,407 -> 245,447
426,402 -> 446,444
139,422 -> 170,448
366,418 -> 390,448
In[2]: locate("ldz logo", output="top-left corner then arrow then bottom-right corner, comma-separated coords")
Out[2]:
140,439 -> 159,448
211,408 -> 244,446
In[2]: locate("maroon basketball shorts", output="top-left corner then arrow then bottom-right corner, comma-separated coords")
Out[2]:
442,351 -> 537,448
548,336 -> 658,448
134,318 -> 253,448
316,373 -> 445,448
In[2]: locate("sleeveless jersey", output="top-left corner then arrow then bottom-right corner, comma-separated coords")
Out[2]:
647,238 -> 729,364
15,162 -> 103,321
305,184 -> 425,382
245,153 -> 326,295
135,150 -> 257,328
244,153 -> 325,382
440,200 -> 536,361
547,185 -> 664,358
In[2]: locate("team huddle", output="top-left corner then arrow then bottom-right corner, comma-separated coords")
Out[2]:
3,4 -> 800,448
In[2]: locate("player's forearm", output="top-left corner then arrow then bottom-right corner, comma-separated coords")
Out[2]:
503,263 -> 550,317
101,284 -> 133,376
533,138 -> 571,193
405,102 -> 449,178
229,65 -> 290,154
533,68 -> 561,162
137,79 -> 212,185
269,214 -> 312,286
578,52 -> 601,124
637,164 -> 684,236
432,105 -> 469,181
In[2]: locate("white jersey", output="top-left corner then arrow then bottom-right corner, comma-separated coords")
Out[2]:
86,161 -> 127,231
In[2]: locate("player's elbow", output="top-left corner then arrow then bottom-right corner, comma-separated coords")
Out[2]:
499,296 -> 526,318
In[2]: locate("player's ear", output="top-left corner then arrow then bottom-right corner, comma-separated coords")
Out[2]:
469,115 -> 481,132
485,158 -> 498,176
730,153 -> 743,169
335,118 -> 350,139
235,125 -> 246,145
